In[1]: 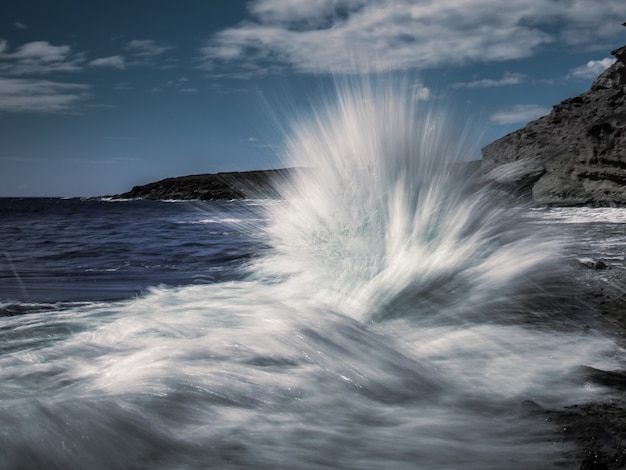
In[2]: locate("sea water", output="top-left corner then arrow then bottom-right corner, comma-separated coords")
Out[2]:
0,78 -> 624,469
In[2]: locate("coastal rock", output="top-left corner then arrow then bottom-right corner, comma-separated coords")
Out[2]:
577,258 -> 609,270
481,45 -> 626,206
115,169 -> 293,200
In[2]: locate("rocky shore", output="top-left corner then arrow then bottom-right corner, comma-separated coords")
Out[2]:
480,42 -> 626,469
482,44 -> 626,206
535,254 -> 626,469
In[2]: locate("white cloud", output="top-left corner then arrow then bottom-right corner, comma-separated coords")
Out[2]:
412,85 -> 431,101
200,0 -> 625,75
452,72 -> 526,89
14,22 -> 28,30
489,104 -> 551,125
11,41 -> 71,62
179,88 -> 198,93
0,40 -> 83,75
89,55 -> 126,70
126,40 -> 174,57
0,78 -> 90,113
567,57 -> 615,80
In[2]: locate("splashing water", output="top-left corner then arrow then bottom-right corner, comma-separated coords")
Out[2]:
0,77 -> 622,469
256,77 -> 561,323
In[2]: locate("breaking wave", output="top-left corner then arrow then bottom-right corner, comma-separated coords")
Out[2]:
0,75 -> 622,470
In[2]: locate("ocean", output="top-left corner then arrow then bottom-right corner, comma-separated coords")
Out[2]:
0,198 -> 264,306
1,79 -> 625,469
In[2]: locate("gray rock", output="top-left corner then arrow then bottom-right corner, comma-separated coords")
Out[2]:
482,45 -> 626,206
576,258 -> 609,270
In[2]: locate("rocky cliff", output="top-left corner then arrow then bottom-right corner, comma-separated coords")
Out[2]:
481,44 -> 626,206
115,169 -> 293,200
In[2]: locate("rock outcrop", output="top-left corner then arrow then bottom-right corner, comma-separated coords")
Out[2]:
481,44 -> 626,206
115,169 -> 293,200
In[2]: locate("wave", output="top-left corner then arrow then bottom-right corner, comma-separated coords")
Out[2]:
532,206 -> 626,224
0,280 -> 619,469
255,76 -> 563,324
0,75 -> 622,469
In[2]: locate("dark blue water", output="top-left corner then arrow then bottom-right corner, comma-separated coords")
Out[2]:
0,198 -> 264,306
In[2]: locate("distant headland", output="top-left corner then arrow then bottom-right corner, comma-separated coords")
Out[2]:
113,168 -> 293,201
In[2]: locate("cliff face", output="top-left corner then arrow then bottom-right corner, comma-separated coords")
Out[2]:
481,45 -> 626,206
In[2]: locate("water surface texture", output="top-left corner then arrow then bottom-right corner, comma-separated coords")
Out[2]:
1,79 -> 624,469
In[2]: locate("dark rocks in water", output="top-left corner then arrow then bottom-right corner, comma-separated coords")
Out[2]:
552,401 -> 626,470
114,168 -> 294,200
580,452 -> 610,470
481,44 -> 626,206
577,258 -> 609,270
518,396 -> 624,470
576,366 -> 626,390
595,260 -> 609,270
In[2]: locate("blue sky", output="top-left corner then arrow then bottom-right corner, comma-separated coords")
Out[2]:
1,0 -> 624,197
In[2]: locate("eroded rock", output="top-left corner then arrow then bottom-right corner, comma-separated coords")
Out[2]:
482,45 -> 626,206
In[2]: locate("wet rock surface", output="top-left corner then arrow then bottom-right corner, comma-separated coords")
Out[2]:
549,255 -> 626,469
521,397 -> 626,469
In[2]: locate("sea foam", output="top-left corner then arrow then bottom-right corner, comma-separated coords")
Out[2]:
0,74 -> 622,470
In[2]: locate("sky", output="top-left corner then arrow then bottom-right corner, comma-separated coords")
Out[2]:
1,0 -> 625,197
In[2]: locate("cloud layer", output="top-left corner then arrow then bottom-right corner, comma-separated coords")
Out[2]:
452,72 -> 526,89
489,104 -> 551,125
568,57 -> 616,80
0,37 -> 174,113
0,78 -> 90,113
126,40 -> 174,57
200,0 -> 624,75
89,55 -> 126,70
0,40 -> 83,75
